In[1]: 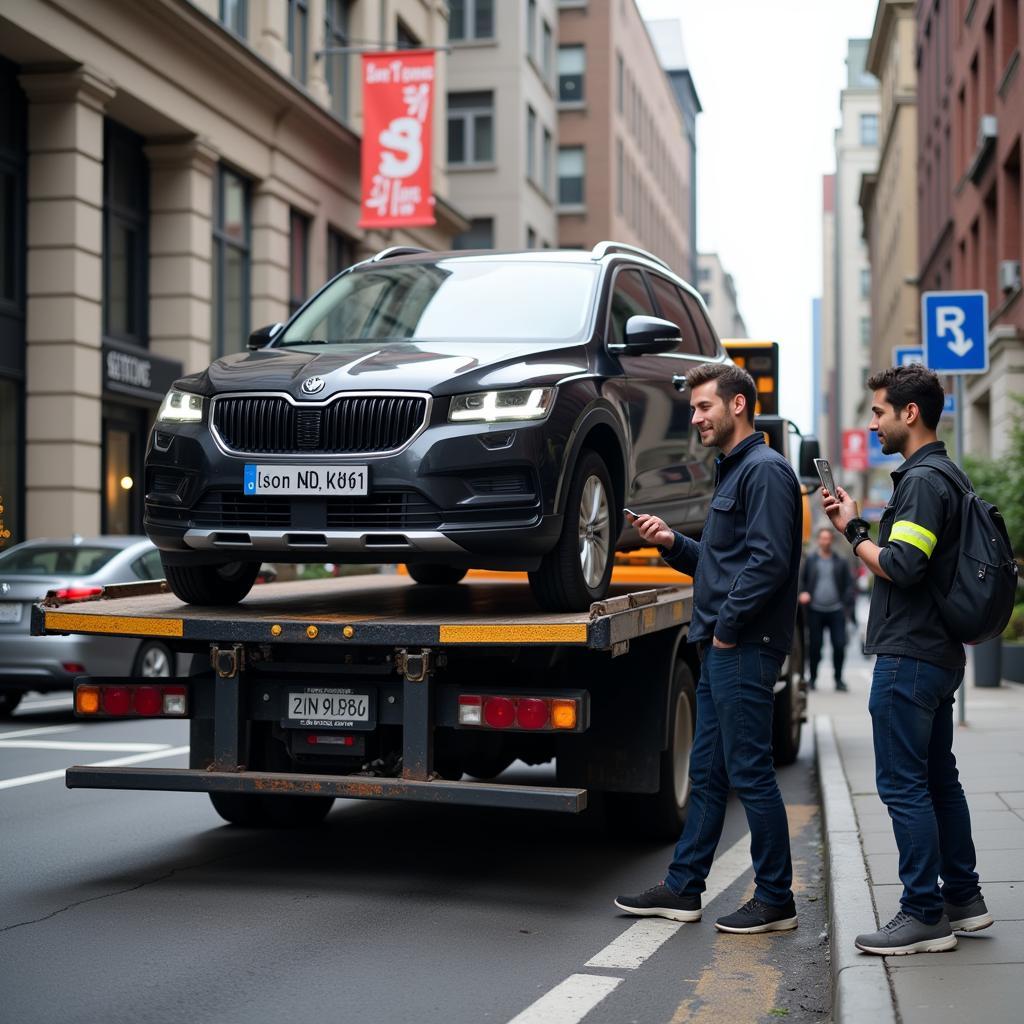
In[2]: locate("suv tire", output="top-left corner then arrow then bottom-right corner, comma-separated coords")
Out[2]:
406,564 -> 468,586
529,450 -> 615,611
163,560 -> 260,606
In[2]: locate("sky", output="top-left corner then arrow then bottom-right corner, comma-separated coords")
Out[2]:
637,0 -> 880,434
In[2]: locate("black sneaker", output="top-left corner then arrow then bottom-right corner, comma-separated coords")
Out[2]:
715,896 -> 797,933
944,895 -> 993,932
855,911 -> 957,955
614,883 -> 701,922
836,680 -> 849,692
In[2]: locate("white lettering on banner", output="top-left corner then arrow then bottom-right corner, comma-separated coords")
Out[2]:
106,350 -> 152,389
379,117 -> 423,177
935,305 -> 974,357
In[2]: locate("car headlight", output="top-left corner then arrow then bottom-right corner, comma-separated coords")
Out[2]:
157,388 -> 204,424
449,387 -> 554,423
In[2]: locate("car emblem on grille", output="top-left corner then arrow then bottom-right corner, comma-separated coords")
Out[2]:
301,376 -> 325,396
0,583 -> 9,594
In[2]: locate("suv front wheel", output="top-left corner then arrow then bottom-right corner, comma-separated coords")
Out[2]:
530,450 -> 615,611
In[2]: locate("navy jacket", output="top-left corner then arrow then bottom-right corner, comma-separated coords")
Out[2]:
660,432 -> 802,657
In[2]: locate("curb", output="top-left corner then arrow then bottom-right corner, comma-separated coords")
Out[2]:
814,714 -> 898,1024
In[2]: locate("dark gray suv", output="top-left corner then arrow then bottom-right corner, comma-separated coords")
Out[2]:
145,242 -> 726,610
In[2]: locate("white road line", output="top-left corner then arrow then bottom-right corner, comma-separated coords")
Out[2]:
0,745 -> 190,791
505,974 -> 623,1024
0,725 -> 78,741
0,740 -> 170,752
584,831 -> 751,971
18,696 -> 73,710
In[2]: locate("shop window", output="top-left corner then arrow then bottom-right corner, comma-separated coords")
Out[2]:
103,121 -> 149,346
211,166 -> 251,357
103,413 -> 145,535
290,209 -> 309,314
0,378 -> 20,549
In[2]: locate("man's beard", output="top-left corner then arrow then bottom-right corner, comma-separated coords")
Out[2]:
879,424 -> 908,455
700,416 -> 735,450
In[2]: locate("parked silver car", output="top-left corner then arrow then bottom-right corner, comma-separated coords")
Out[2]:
0,536 -> 172,717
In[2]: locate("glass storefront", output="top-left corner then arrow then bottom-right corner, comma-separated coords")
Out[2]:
102,405 -> 148,535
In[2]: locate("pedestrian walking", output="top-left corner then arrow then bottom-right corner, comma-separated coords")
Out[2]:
615,362 -> 803,934
799,526 -> 855,692
822,364 -> 993,956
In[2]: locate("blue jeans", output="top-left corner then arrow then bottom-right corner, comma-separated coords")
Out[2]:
665,643 -> 793,907
869,655 -> 982,924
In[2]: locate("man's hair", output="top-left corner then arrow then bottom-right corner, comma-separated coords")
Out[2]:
867,364 -> 945,429
687,363 -> 757,423
818,526 -> 834,536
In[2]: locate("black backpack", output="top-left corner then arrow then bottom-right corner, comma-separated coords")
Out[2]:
921,457 -> 1018,645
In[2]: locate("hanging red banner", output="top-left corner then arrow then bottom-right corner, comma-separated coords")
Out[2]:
359,50 -> 436,229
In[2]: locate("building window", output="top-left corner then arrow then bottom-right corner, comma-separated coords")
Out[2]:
527,0 -> 537,61
526,105 -> 536,181
860,267 -> 871,298
558,45 -> 585,104
453,217 -> 494,249
396,18 -> 419,48
616,53 -> 624,114
288,0 -> 308,84
327,227 -> 356,279
289,209 -> 309,315
558,146 -> 585,206
541,20 -> 553,81
859,315 -> 871,346
448,91 -> 494,165
616,137 -> 623,214
860,112 -> 878,146
542,126 -> 553,196
449,0 -> 494,41
212,166 -> 250,357
219,0 -> 247,37
103,121 -> 149,346
324,0 -> 349,121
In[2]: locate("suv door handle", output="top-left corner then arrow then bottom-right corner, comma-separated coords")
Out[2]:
672,375 -> 689,391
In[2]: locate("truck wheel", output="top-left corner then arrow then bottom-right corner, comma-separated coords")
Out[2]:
772,631 -> 804,767
132,641 -> 175,678
0,690 -> 25,717
163,560 -> 260,605
529,450 -> 615,611
605,660 -> 696,840
208,790 -> 334,828
406,564 -> 467,585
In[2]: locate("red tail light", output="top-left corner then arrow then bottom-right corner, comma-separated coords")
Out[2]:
133,686 -> 162,716
516,698 -> 549,730
460,694 -> 581,732
76,682 -> 189,718
101,687 -> 131,715
483,696 -> 515,729
54,586 -> 103,602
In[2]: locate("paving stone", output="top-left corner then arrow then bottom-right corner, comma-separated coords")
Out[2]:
888,963 -> 1023,1024
871,882 -> 1024,922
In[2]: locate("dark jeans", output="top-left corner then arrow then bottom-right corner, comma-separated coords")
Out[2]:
665,643 -> 793,907
869,655 -> 982,924
808,607 -> 847,686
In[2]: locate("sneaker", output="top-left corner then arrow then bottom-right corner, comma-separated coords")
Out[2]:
714,896 -> 797,934
855,911 -> 957,955
944,895 -> 993,932
614,883 -> 701,922
808,678 -> 817,691
835,680 -> 849,692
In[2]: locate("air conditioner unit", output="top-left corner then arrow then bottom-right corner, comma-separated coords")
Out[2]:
999,258 -> 1021,293
977,114 -> 998,148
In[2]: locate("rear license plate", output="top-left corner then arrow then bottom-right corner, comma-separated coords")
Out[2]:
0,603 -> 23,624
286,688 -> 374,729
244,464 -> 368,496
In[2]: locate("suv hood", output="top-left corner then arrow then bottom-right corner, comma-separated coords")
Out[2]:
179,342 -> 591,399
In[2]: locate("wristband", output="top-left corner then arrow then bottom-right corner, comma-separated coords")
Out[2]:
844,517 -> 870,548
851,534 -> 871,556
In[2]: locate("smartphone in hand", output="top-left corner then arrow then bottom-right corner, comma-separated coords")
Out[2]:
814,458 -> 837,497
623,507 -> 641,520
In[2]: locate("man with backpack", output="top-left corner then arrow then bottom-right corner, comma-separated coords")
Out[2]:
823,364 -> 1006,955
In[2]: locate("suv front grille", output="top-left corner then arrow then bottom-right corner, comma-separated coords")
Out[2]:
213,395 -> 427,454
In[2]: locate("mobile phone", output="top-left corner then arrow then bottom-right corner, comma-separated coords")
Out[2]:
623,507 -> 641,520
814,458 -> 837,497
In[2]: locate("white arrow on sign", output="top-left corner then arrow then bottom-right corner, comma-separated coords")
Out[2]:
936,306 -> 975,357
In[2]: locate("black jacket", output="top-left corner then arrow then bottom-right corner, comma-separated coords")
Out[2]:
799,551 -> 855,610
660,432 -> 802,656
864,441 -> 968,669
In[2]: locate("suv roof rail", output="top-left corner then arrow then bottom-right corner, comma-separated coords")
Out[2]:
371,246 -> 431,261
590,241 -> 671,271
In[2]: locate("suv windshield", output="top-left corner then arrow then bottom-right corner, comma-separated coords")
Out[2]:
278,259 -> 598,347
0,546 -> 120,576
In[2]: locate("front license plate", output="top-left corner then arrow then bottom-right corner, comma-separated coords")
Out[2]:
287,688 -> 374,729
0,602 -> 23,624
244,464 -> 368,496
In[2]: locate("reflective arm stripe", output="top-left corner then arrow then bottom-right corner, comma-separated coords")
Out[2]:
889,520 -> 938,558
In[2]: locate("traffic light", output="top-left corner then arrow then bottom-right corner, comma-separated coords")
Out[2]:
723,340 -> 779,416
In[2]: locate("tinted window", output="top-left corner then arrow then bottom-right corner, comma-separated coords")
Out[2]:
649,276 -> 701,355
132,549 -> 163,580
0,546 -> 119,576
608,269 -> 655,345
280,260 -> 599,345
680,291 -> 720,357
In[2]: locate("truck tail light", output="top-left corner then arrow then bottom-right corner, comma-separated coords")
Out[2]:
75,682 -> 188,718
459,695 -> 580,732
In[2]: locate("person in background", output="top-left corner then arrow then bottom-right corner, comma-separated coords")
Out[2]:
799,526 -> 855,692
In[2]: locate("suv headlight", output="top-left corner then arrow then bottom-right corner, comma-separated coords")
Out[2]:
449,387 -> 554,423
157,388 -> 205,424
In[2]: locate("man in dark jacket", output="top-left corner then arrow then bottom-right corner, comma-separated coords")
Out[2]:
823,364 -> 991,956
799,526 -> 855,691
615,362 -> 802,935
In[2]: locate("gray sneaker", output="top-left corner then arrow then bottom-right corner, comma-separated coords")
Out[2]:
944,895 -> 993,932
855,911 -> 957,955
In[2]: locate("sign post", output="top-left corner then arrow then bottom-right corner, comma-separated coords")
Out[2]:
921,290 -> 990,723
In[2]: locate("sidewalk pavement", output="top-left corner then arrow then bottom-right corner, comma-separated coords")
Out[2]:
811,617 -> 1024,1024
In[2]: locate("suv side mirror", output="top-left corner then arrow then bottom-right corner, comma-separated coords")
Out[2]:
616,315 -> 681,354
798,434 -> 821,482
247,323 -> 284,351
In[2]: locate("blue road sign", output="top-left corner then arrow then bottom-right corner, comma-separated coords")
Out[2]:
894,346 -> 924,367
921,291 -> 989,374
943,394 -> 956,416
868,429 -> 902,468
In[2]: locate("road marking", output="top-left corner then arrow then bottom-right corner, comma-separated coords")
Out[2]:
17,696 -> 73,711
0,740 -> 170,752
0,725 -> 78,741
0,745 -> 190,791
505,974 -> 622,1024
584,831 -> 752,970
